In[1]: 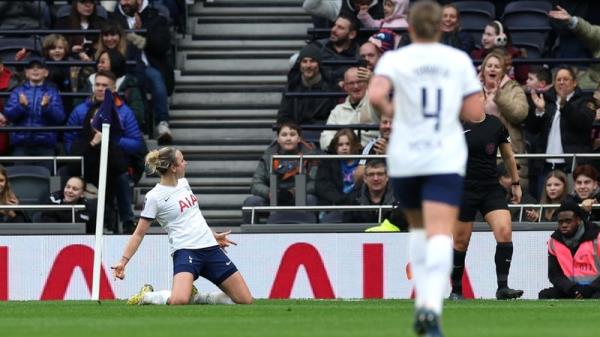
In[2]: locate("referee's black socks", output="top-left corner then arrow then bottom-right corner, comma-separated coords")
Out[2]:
451,249 -> 467,295
495,242 -> 513,289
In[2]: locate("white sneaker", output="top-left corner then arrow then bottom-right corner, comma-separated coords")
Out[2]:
157,121 -> 172,144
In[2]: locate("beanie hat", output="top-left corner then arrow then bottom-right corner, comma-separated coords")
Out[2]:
298,43 -> 322,64
556,199 -> 587,220
368,29 -> 396,53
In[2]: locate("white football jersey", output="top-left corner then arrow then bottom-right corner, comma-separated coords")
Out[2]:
374,43 -> 481,177
141,178 -> 217,254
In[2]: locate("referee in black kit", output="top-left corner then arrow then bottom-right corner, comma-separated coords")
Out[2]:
450,110 -> 524,300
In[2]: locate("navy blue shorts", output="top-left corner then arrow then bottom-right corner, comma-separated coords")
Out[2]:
172,246 -> 238,286
391,174 -> 464,209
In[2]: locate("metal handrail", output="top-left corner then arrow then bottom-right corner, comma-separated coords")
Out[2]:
0,156 -> 84,176
243,203 -> 600,225
0,126 -> 82,131
318,58 -> 600,66
260,152 -> 600,223
0,29 -> 146,35
2,60 -> 137,67
307,27 -> 553,36
0,204 -> 86,223
0,91 -> 125,97
242,205 -> 393,225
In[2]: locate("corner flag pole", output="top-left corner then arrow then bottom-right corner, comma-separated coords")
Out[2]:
92,123 -> 111,301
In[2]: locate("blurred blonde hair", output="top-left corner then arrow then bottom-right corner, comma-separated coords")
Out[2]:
145,147 -> 178,175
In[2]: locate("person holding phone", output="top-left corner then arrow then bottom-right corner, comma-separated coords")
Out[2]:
54,0 -> 107,61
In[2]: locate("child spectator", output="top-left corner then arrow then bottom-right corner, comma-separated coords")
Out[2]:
316,129 -> 362,222
40,176 -> 97,233
0,165 -> 26,223
471,21 -> 528,84
40,34 -> 81,113
3,57 -> 65,169
242,121 -> 320,223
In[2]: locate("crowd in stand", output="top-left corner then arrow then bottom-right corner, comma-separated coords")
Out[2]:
3,1 -> 600,231
244,0 -> 600,227
0,0 -> 181,233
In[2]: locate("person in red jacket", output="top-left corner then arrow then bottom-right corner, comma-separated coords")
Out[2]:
538,199 -> 600,299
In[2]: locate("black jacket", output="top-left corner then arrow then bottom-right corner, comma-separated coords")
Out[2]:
277,69 -> 337,125
315,38 -> 360,83
111,4 -> 174,95
40,191 -> 97,234
315,159 -> 357,205
527,88 -> 595,173
343,183 -> 395,223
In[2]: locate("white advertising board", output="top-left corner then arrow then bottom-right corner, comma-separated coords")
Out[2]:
0,232 -> 553,300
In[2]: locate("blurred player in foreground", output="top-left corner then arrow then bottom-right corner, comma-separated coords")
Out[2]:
112,147 -> 252,305
368,1 -> 483,336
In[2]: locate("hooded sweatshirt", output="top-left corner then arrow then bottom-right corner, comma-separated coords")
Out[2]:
357,0 -> 408,28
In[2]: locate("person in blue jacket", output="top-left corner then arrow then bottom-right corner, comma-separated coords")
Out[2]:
64,70 -> 144,233
3,57 -> 65,170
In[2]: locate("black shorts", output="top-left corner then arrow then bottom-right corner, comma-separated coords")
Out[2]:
458,182 -> 508,222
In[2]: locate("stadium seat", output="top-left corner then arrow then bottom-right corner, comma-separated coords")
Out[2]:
502,1 -> 552,59
511,32 -> 546,58
502,1 -> 552,29
5,165 -> 51,205
0,37 -> 40,62
267,211 -> 317,224
453,1 -> 496,47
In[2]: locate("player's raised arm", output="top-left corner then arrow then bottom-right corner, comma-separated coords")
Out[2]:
460,92 -> 485,123
368,75 -> 394,119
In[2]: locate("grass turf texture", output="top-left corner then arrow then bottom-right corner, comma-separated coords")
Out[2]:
0,300 -> 598,337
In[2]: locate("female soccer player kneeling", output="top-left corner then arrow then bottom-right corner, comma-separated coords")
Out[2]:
112,147 -> 253,305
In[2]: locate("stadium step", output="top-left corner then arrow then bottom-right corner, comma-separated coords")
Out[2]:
193,22 -> 311,37
181,57 -> 291,74
174,72 -> 286,86
168,119 -> 273,128
150,0 -> 310,226
138,176 -> 252,188
169,109 -> 277,119
176,36 -> 306,51
169,128 -> 273,145
171,91 -> 282,108
190,3 -> 305,16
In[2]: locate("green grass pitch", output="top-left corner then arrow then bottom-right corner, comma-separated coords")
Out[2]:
0,299 -> 598,337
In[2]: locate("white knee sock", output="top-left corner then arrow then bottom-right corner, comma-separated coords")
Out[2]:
408,229 -> 427,309
424,235 -> 453,315
193,291 -> 234,305
143,290 -> 171,305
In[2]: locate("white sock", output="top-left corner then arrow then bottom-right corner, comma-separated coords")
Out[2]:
424,235 -> 453,315
408,229 -> 427,309
194,291 -> 234,305
143,290 -> 171,305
